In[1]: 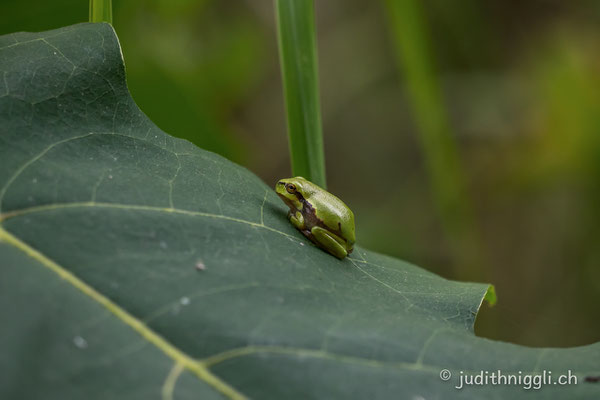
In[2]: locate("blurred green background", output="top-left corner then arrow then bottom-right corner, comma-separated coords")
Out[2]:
2,0 -> 599,347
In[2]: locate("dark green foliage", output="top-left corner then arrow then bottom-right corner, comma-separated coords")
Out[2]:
0,24 -> 598,399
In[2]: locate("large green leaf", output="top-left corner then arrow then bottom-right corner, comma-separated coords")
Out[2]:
0,23 -> 598,400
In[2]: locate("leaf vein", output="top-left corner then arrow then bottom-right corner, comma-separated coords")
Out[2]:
0,227 -> 247,400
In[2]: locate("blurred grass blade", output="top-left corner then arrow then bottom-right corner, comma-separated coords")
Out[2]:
89,0 -> 112,24
275,0 -> 326,188
384,0 -> 482,279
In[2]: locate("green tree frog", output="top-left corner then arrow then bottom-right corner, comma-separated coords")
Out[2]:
275,177 -> 355,259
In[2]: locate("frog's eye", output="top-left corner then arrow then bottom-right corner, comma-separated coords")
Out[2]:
286,183 -> 296,194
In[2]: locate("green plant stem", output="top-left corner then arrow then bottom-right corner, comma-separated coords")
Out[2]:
275,0 -> 326,188
89,0 -> 112,24
384,0 -> 483,280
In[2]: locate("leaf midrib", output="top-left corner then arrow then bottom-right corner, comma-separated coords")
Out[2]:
0,201 -> 449,283
0,200 -> 297,239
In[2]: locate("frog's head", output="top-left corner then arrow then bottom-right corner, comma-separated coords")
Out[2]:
275,176 -> 311,210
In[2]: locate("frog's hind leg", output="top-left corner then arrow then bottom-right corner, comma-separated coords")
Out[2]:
310,226 -> 348,259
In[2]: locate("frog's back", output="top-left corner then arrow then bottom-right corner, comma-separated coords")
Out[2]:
311,189 -> 355,245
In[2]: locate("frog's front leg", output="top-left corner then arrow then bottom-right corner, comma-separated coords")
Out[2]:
310,226 -> 348,259
288,210 -> 305,230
